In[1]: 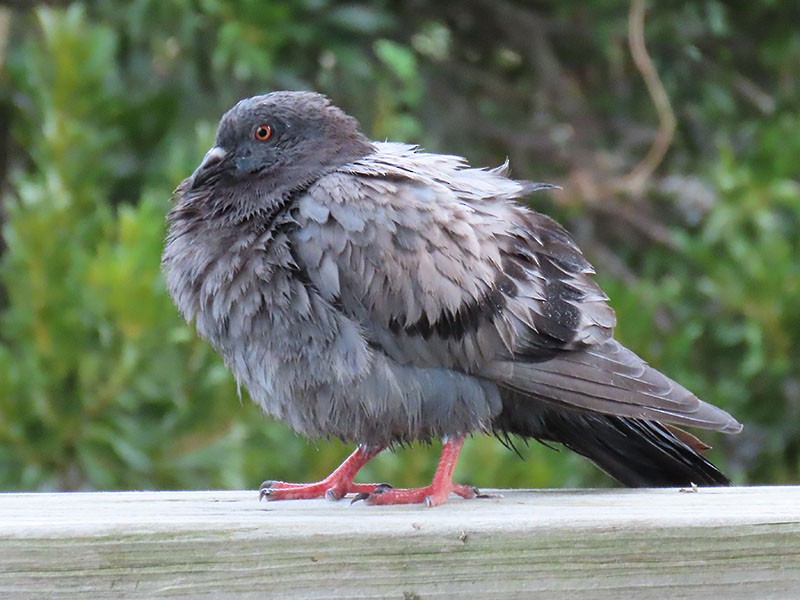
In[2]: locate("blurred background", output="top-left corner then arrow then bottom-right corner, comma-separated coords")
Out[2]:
0,0 -> 798,492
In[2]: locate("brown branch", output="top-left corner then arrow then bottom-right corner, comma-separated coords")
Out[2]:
590,194 -> 680,251
620,0 -> 676,196
581,239 -> 640,287
732,74 -> 776,115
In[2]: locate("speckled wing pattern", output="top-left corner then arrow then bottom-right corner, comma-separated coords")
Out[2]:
290,142 -> 741,435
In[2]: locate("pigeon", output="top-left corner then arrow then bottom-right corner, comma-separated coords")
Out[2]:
162,91 -> 742,506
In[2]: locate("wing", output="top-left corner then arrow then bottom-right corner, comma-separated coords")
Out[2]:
292,146 -> 610,366
289,145 -> 741,433
489,339 -> 742,433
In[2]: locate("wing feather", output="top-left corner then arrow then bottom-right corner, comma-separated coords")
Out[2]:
486,339 -> 742,433
289,144 -> 741,434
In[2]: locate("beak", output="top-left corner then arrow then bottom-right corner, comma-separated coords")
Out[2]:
191,146 -> 228,187
198,146 -> 227,172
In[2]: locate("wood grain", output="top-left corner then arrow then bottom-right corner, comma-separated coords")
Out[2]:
1,487 -> 799,599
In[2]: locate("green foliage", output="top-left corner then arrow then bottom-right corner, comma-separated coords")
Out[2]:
1,1 -> 798,491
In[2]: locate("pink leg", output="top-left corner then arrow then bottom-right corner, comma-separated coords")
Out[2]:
362,436 -> 478,507
259,445 -> 383,501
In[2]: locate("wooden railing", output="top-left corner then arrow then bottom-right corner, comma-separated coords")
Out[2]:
1,486 -> 799,598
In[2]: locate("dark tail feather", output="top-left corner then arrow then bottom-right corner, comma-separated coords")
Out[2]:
494,399 -> 731,487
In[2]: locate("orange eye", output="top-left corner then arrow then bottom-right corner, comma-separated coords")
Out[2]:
254,124 -> 272,141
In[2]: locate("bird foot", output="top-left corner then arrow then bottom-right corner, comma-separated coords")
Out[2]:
259,445 -> 384,501
353,481 -> 481,507
258,438 -> 479,507
259,479 -> 382,501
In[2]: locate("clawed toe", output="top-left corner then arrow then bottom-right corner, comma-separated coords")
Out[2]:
350,483 -> 393,504
258,479 -> 331,501
324,488 -> 342,501
474,489 -> 501,499
259,481 -> 285,501
258,479 -> 276,502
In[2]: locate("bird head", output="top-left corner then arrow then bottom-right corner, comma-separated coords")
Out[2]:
182,91 -> 373,220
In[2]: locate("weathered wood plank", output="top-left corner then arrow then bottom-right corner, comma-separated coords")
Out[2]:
1,486 -> 799,599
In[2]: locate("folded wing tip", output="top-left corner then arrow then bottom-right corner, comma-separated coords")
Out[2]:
520,181 -> 561,194
693,406 -> 743,435
722,419 -> 744,434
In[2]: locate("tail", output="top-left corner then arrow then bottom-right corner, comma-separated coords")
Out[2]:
484,338 -> 740,486
494,396 -> 732,487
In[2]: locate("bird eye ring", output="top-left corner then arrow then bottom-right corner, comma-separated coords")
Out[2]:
254,124 -> 272,141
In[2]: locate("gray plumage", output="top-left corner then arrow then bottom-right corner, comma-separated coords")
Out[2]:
162,91 -> 742,490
